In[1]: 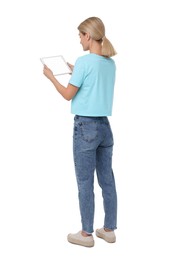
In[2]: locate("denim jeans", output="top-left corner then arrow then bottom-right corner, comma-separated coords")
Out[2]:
73,115 -> 117,234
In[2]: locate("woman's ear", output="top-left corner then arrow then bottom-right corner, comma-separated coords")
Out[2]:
86,32 -> 90,41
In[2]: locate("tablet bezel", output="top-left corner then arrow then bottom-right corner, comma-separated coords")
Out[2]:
40,55 -> 72,76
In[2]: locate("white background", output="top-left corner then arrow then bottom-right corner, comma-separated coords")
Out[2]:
0,0 -> 173,259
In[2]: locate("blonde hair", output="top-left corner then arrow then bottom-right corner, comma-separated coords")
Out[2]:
78,17 -> 117,57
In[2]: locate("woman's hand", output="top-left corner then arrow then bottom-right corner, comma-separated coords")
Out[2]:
43,65 -> 54,80
67,62 -> 74,73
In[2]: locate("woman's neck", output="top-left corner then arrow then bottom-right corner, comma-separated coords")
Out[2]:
89,39 -> 102,56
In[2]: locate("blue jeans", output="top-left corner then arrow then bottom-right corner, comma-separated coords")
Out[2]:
73,115 -> 117,234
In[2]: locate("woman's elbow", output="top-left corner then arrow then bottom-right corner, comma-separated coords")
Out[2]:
65,96 -> 72,101
64,94 -> 73,101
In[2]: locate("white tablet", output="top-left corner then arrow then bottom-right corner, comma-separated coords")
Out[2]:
40,55 -> 72,76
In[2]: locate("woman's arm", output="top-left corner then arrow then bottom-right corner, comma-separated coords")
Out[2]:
43,65 -> 78,101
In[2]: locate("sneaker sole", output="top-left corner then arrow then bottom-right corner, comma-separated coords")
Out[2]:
67,236 -> 94,247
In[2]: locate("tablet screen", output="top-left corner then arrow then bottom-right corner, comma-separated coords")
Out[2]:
40,55 -> 72,76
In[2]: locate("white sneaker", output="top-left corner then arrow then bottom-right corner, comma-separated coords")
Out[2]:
96,228 -> 116,243
67,231 -> 94,247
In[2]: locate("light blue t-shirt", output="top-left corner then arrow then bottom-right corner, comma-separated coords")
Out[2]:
69,53 -> 116,116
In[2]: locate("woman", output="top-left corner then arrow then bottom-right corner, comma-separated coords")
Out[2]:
43,16 -> 117,247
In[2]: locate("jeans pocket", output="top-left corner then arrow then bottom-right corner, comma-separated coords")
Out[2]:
80,122 -> 98,143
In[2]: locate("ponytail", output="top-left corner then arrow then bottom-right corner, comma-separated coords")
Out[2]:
101,36 -> 117,57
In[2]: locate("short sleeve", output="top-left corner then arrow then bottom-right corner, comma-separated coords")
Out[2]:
69,58 -> 85,88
